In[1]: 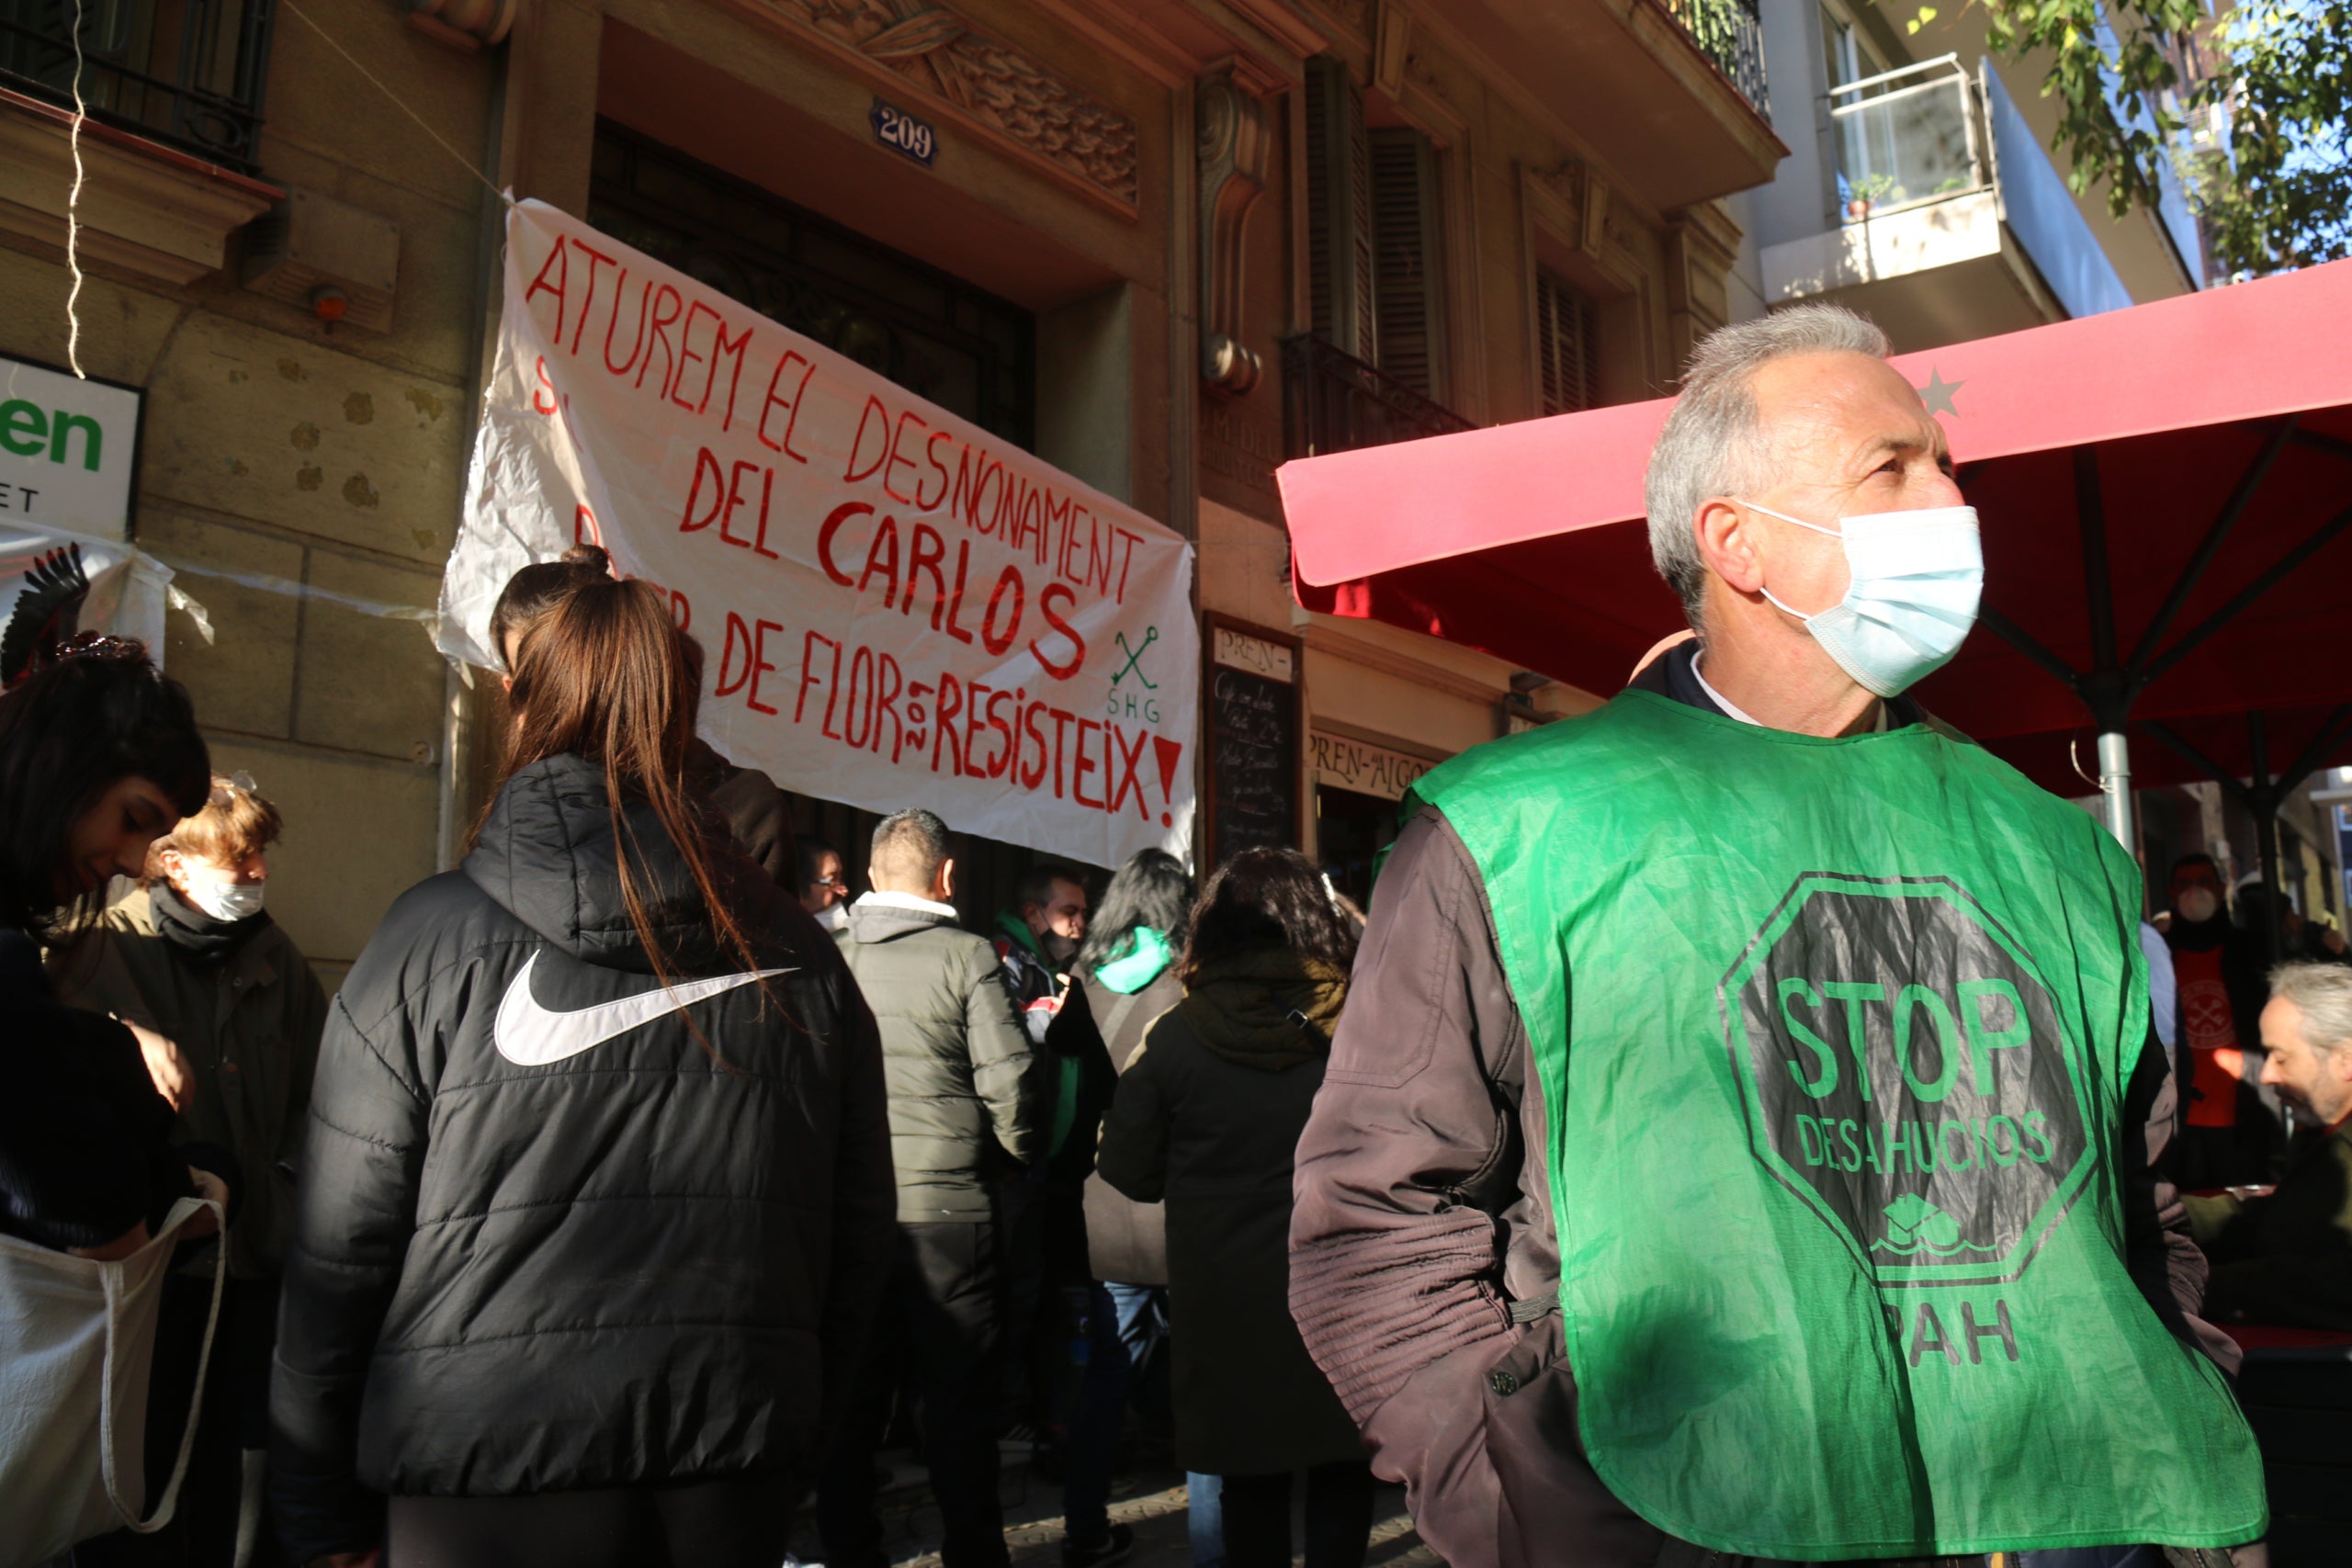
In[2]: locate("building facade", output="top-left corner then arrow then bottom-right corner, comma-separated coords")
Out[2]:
0,0 -> 1783,961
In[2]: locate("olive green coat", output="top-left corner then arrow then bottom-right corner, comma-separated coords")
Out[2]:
51,889 -> 327,1279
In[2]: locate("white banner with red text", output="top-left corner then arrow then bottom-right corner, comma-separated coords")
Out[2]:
440,200 -> 1196,869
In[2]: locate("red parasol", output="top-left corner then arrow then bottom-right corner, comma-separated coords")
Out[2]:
1279,259 -> 2352,854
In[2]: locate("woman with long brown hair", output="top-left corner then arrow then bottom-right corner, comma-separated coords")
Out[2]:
269,579 -> 893,1568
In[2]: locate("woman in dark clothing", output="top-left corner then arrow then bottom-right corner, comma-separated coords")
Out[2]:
55,773 -> 327,1568
1056,848 -> 1195,1564
490,547 -> 797,887
1096,848 -> 1373,1568
0,637 -> 220,1259
269,580 -> 894,1568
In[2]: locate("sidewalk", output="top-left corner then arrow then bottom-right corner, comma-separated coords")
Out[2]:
809,1450 -> 1441,1567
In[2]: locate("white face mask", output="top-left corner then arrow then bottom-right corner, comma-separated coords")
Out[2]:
1745,501 -> 1984,698
2177,888 -> 2221,925
180,864 -> 265,922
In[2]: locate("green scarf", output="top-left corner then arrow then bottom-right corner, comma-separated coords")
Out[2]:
995,908 -> 1046,960
1093,926 -> 1175,994
1177,947 -> 1348,1071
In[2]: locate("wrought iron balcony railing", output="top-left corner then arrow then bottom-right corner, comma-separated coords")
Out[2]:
1660,0 -> 1770,122
1,0 -> 275,174
1281,334 -> 1476,463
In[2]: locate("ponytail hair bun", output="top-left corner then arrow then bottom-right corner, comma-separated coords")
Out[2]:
560,544 -> 613,575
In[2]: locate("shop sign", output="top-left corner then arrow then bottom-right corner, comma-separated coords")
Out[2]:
1312,730 -> 1436,802
1213,624 -> 1293,683
0,355 -> 142,540
440,199 -> 1198,868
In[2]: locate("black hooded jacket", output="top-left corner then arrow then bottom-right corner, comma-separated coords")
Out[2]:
269,755 -> 893,1561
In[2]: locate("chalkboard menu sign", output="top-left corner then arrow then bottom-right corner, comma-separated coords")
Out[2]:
1202,615 -> 1303,869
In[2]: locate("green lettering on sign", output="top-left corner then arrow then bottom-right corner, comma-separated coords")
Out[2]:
1822,980 -> 1885,1101
0,400 -> 44,457
1778,977 -> 1837,1097
1960,976 -> 2030,1094
49,412 -> 100,471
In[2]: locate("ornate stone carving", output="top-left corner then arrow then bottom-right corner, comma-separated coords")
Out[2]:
758,1 -> 1137,210
1197,66 -> 1270,396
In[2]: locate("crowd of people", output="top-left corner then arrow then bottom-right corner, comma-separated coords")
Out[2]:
4,305 -> 2345,1568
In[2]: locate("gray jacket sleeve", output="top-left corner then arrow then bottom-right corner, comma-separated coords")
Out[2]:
966,947 -> 1036,1167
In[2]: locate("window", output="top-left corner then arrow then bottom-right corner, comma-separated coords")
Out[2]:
1368,130 -> 1447,401
1819,6 -> 1900,219
588,122 -> 1035,449
1533,267 -> 1599,417
1302,57 -> 1449,402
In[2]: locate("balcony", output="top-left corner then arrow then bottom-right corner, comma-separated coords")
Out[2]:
1431,1 -> 1784,212
1661,0 -> 1769,122
1282,334 -> 1476,463
1760,56 -> 2133,350
1,0 -> 274,174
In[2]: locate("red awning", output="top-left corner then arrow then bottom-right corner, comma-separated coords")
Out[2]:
1279,258 -> 2352,794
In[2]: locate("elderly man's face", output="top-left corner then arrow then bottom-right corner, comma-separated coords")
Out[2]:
2259,995 -> 2352,1128
1736,352 -> 1963,619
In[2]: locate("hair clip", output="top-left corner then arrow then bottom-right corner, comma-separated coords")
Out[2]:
208,770 -> 260,808
2,630 -> 148,690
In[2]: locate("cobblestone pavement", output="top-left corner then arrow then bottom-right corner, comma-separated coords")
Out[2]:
799,1452 -> 1441,1567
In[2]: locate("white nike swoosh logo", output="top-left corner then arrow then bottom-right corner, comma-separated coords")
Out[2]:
492,950 -> 796,1066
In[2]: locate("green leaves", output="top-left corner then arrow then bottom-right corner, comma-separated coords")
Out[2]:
1888,0 -> 2347,274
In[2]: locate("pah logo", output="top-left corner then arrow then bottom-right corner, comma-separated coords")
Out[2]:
1720,874 -> 2096,1288
1107,625 -> 1160,726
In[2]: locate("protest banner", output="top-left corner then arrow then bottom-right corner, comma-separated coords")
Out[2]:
440,199 -> 1198,869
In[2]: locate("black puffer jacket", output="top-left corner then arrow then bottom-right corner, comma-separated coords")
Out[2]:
269,755 -> 894,1562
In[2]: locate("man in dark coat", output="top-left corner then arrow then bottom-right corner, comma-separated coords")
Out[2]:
2188,961 -> 2352,1329
817,808 -> 1034,1568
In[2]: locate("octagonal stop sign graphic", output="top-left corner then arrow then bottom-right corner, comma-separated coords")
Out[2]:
1722,874 -> 2096,1287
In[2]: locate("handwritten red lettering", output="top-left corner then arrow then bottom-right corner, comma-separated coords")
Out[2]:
843,397 -> 891,484
1030,583 -> 1085,679
980,565 -> 1023,655
681,448 -> 725,532
882,410 -> 929,505
754,351 -> 816,459
819,502 -> 870,586
747,618 -> 785,716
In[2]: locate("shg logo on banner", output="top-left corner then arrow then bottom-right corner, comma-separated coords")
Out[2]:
442,199 -> 1197,868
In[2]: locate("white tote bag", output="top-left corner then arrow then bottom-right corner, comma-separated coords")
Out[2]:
0,1195 -> 228,1568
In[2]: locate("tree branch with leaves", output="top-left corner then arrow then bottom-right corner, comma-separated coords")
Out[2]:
1893,1 -> 2350,276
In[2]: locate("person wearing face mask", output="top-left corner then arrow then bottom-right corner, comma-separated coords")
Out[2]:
800,833 -> 852,932
54,771 -> 328,1568
2184,962 -> 2352,1329
2165,853 -> 2289,1190
1288,305 -> 2263,1568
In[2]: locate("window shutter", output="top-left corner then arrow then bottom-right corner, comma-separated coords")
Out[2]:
1368,129 -> 1447,401
1305,56 -> 1374,360
1535,267 -> 1599,416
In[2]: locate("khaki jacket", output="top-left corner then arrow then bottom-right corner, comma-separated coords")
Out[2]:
51,889 -> 327,1279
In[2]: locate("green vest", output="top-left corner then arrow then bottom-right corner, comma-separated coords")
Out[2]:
1413,690 -> 2265,1559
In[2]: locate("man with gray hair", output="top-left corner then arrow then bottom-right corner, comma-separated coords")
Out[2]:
819,807 -> 1034,1568
1290,305 -> 2263,1566
2188,961 -> 2352,1329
